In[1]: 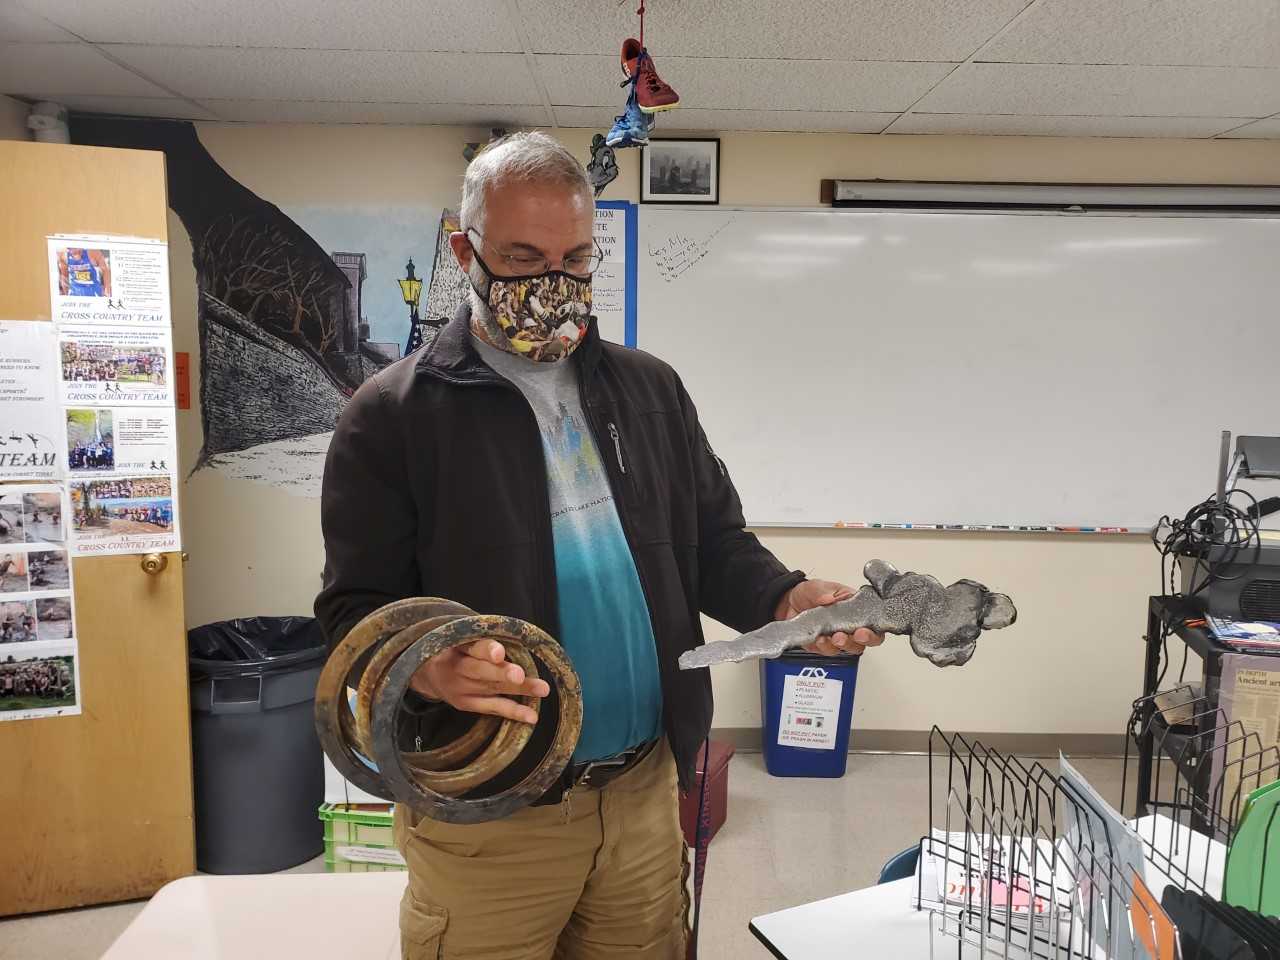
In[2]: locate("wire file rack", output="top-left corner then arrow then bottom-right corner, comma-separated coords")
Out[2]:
915,711 -> 1279,960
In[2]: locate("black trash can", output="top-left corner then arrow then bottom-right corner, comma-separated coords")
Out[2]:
188,616 -> 328,874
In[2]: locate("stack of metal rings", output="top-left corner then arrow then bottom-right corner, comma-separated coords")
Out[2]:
314,598 -> 582,824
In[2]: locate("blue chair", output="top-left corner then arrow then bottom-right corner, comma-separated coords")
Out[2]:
878,844 -> 921,884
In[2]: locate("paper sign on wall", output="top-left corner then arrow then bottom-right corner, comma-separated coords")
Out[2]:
69,474 -> 179,557
58,324 -> 175,408
593,202 -> 636,347
47,235 -> 171,326
777,667 -> 842,750
0,321 -> 62,481
0,483 -> 81,723
65,406 -> 177,480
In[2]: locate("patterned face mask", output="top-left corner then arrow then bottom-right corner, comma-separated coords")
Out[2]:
470,250 -> 593,363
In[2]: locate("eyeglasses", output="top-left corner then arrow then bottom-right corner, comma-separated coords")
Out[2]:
466,228 -> 604,277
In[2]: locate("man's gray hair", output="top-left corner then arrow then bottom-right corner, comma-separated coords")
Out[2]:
460,132 -> 592,233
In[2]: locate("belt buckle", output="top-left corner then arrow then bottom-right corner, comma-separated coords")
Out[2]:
577,752 -> 631,788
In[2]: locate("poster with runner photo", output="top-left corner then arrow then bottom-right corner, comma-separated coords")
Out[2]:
47,234 -> 170,327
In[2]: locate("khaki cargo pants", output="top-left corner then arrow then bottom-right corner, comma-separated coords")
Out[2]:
393,740 -> 690,959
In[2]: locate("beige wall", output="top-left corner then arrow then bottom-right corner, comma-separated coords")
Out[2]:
173,123 -> 1280,738
0,96 -> 29,140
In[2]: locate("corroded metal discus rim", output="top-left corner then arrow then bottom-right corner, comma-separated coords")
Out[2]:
408,643 -> 541,797
313,598 -> 473,801
354,614 -> 468,758
370,615 -> 582,824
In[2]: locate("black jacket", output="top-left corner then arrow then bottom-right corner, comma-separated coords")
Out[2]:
315,306 -> 805,798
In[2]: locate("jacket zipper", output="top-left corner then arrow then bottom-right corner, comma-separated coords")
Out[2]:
607,422 -> 627,475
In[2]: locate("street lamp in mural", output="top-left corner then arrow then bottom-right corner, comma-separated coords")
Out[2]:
399,258 -> 425,356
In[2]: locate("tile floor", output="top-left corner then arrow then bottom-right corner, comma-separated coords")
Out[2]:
0,752 -> 1130,960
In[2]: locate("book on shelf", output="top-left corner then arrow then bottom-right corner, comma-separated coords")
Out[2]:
1206,615 -> 1280,652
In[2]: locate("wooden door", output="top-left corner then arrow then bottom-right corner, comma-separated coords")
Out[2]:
0,140 -> 194,915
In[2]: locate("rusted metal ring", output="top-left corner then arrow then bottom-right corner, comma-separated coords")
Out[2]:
369,614 -> 582,825
314,600 -> 582,824
314,598 -> 474,801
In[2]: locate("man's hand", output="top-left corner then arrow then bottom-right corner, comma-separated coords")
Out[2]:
410,639 -> 550,724
776,580 -> 885,656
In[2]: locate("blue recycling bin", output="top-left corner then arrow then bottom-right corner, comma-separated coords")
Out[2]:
760,651 -> 859,778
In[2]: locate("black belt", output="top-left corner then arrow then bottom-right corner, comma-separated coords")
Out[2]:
566,739 -> 658,790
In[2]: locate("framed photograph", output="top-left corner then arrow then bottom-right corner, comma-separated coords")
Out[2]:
640,138 -> 720,204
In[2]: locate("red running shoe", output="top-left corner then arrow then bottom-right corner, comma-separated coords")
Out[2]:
620,37 -> 679,113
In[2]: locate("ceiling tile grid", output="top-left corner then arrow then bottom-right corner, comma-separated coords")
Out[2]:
0,42 -> 171,97
518,0 -> 1030,62
886,113 -> 1248,138
2,0 -> 1279,138
535,55 -> 954,112
979,0 -> 1280,68
913,62 -> 1280,120
0,0 -> 76,42
30,0 -> 524,51
18,93 -> 219,120
99,46 -> 544,104
201,99 -> 553,126
1218,116 -> 1280,138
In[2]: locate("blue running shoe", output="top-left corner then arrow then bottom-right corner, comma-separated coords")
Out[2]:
606,84 -> 651,148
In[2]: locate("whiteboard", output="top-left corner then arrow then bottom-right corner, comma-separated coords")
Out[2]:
636,207 -> 1280,528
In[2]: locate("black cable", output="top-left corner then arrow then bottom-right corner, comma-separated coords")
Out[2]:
1152,488 -> 1263,691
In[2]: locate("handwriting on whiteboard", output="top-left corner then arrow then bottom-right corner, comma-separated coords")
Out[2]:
647,218 -> 735,283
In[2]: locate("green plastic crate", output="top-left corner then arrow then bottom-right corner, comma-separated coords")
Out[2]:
318,802 -> 407,873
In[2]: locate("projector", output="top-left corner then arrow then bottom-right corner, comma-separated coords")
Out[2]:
1181,536 -> 1280,621
1177,434 -> 1280,621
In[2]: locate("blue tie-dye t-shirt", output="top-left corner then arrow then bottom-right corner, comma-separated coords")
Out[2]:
473,337 -> 663,762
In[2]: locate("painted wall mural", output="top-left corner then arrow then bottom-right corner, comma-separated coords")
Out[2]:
70,118 -> 467,496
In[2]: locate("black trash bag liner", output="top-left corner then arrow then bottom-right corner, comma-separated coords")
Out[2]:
189,617 -> 326,678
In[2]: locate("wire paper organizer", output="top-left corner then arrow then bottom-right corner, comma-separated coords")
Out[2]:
913,720 -> 1280,960
1122,686 -> 1280,891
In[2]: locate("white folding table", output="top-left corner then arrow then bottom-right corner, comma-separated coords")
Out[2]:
101,873 -> 406,960
749,877 -> 966,960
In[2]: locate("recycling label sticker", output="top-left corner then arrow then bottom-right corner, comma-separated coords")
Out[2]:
778,667 -> 843,750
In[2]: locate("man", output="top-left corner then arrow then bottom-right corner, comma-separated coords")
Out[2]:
316,132 -> 881,960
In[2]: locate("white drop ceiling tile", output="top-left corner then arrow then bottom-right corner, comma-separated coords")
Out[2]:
916,62 -> 1280,118
202,100 -> 552,126
981,0 -> 1280,68
1218,117 -> 1280,138
552,105 -> 896,133
105,46 -> 542,104
0,1 -> 76,41
520,0 -> 1027,62
0,42 -> 170,97
555,105 -> 897,134
37,0 -> 521,51
537,55 -> 953,112
31,94 -> 219,120
551,105 -> 623,128
888,113 -> 1243,138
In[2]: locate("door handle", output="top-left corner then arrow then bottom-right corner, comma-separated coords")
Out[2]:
140,553 -> 168,576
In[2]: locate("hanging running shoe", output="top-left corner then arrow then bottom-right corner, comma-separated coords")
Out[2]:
606,83 -> 654,148
620,37 -> 679,113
